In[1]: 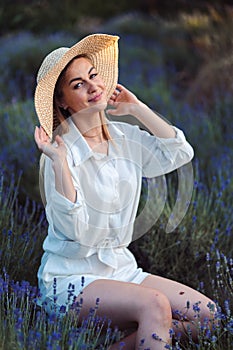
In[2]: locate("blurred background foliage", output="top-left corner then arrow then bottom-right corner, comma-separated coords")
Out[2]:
0,0 -> 233,34
0,0 -> 233,106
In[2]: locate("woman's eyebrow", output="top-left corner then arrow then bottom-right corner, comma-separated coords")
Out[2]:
69,66 -> 95,85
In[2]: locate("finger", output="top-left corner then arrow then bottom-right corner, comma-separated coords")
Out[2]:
107,103 -> 120,115
112,92 -> 119,99
39,126 -> 49,142
34,126 -> 39,139
55,135 -> 65,146
109,90 -> 119,101
107,108 -> 116,115
116,83 -> 125,91
34,126 -> 42,144
108,99 -> 114,106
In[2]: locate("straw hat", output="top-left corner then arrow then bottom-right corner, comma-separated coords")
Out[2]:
34,33 -> 119,139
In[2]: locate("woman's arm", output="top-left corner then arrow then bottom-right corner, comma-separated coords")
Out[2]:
108,84 -> 176,138
34,126 -> 76,203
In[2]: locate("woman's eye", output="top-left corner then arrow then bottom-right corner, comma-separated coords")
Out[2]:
74,82 -> 82,89
90,73 -> 98,79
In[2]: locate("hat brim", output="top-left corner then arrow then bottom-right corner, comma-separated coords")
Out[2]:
34,34 -> 119,139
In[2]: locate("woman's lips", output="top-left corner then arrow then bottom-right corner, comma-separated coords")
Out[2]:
88,92 -> 103,102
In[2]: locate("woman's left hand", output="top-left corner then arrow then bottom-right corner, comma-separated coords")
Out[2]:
107,84 -> 144,117
108,84 -> 140,105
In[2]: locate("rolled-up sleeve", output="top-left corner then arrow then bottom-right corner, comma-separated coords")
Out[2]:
125,125 -> 194,178
143,127 -> 194,177
44,156 -> 89,243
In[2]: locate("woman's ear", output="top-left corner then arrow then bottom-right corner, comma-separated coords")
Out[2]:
57,94 -> 68,109
59,101 -> 68,110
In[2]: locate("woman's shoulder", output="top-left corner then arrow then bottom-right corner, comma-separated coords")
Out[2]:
108,119 -> 146,137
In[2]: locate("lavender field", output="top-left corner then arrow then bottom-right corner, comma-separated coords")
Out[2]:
0,12 -> 232,349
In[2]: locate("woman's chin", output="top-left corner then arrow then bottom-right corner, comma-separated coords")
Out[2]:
72,102 -> 108,117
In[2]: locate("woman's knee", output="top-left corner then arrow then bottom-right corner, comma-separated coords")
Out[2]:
139,289 -> 172,325
200,299 -> 217,323
189,297 -> 217,327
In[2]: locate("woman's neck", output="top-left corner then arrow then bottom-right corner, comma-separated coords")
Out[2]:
71,111 -> 108,154
71,111 -> 103,137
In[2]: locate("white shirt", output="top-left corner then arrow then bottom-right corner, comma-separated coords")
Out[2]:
37,117 -> 194,310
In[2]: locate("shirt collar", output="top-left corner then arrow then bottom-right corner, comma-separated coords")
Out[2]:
62,117 -> 125,166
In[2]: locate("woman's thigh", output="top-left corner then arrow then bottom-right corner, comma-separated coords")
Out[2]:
74,278 -> 166,330
140,274 -> 215,320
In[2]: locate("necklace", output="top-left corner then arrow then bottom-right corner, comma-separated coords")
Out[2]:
82,129 -> 103,138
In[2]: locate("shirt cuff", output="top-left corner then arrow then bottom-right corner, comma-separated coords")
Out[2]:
155,127 -> 194,154
156,126 -> 185,143
49,188 -> 83,214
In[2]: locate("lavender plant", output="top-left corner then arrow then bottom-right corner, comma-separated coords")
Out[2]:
0,171 -> 46,284
0,269 -> 121,350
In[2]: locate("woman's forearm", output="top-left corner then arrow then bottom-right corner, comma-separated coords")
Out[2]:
52,157 -> 76,203
130,102 -> 176,139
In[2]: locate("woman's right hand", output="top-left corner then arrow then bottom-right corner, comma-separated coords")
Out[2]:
34,126 -> 67,162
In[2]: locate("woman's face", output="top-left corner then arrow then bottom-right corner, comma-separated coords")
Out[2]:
59,57 -> 107,115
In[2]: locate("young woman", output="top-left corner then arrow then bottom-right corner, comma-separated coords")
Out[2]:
34,34 -> 216,349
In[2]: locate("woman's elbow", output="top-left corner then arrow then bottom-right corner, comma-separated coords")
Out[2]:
185,143 -> 194,163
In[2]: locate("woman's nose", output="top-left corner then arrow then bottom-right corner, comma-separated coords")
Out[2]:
87,80 -> 97,93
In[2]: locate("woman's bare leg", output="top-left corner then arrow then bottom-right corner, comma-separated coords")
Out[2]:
140,275 -> 217,341
109,332 -> 136,350
111,275 -> 217,348
74,279 -> 172,349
